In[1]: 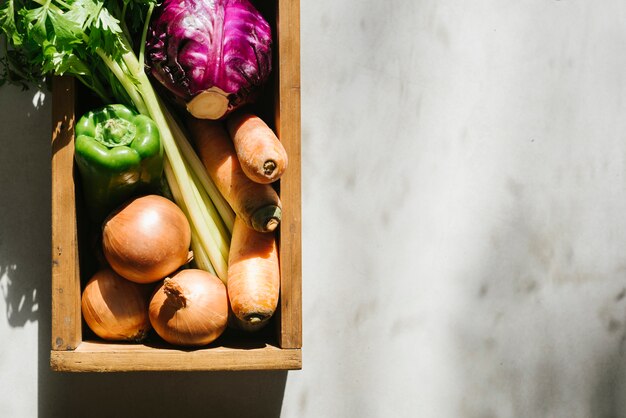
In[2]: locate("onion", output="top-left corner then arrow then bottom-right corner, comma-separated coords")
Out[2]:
149,269 -> 228,346
81,268 -> 152,342
102,194 -> 192,284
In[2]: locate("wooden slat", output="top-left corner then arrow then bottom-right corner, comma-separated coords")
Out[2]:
51,76 -> 82,351
275,0 -> 302,349
51,341 -> 302,372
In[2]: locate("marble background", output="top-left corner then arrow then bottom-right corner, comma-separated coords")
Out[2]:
2,1 -> 626,417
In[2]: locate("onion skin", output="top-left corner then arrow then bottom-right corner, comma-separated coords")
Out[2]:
102,194 -> 192,283
81,268 -> 152,342
149,269 -> 229,346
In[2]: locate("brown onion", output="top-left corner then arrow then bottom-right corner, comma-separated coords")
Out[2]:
102,194 -> 192,284
81,268 -> 152,342
149,269 -> 228,346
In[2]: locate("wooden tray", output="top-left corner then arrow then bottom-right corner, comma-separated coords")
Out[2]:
50,0 -> 301,372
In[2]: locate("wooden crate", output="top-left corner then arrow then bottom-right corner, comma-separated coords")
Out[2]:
50,0 -> 301,372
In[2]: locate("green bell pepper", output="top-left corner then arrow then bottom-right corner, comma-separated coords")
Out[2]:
74,104 -> 164,222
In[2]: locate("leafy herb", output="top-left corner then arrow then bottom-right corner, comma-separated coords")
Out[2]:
0,0 -> 153,101
0,0 -> 234,281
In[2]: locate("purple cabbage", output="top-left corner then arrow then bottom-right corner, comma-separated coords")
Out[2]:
145,0 -> 272,119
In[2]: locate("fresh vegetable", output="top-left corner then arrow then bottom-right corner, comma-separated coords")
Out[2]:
149,269 -> 228,346
0,0 -> 233,281
145,0 -> 272,120
227,216 -> 279,331
81,268 -> 152,342
187,116 -> 282,233
102,194 -> 192,284
226,110 -> 288,184
74,104 -> 163,222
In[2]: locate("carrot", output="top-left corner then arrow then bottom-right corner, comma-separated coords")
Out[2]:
227,216 -> 280,331
226,111 -> 288,184
187,117 -> 282,233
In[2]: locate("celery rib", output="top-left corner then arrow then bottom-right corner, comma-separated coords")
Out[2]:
164,159 -> 218,277
160,104 -> 235,233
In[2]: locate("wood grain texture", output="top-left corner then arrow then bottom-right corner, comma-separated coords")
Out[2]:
51,341 -> 302,372
275,0 -> 302,349
51,76 -> 82,351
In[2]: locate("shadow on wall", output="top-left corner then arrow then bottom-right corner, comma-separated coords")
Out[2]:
0,86 -> 289,417
38,361 -> 288,418
37,316 -> 288,418
0,87 -> 49,328
451,192 -> 626,418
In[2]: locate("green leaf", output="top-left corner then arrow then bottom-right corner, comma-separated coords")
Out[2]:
1,0 -> 145,106
21,5 -> 48,44
64,0 -> 101,29
40,41 -> 78,74
95,6 -> 121,34
48,9 -> 82,47
0,0 -> 24,45
92,4 -> 123,52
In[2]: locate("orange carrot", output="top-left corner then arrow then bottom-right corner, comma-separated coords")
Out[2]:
226,111 -> 288,184
227,216 -> 280,331
187,117 -> 282,233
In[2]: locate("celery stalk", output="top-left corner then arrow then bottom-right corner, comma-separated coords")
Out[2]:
188,172 -> 230,261
164,159 -> 218,277
121,25 -> 231,281
160,104 -> 235,233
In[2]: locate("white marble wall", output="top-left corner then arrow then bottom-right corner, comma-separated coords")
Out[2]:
2,1 -> 626,417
